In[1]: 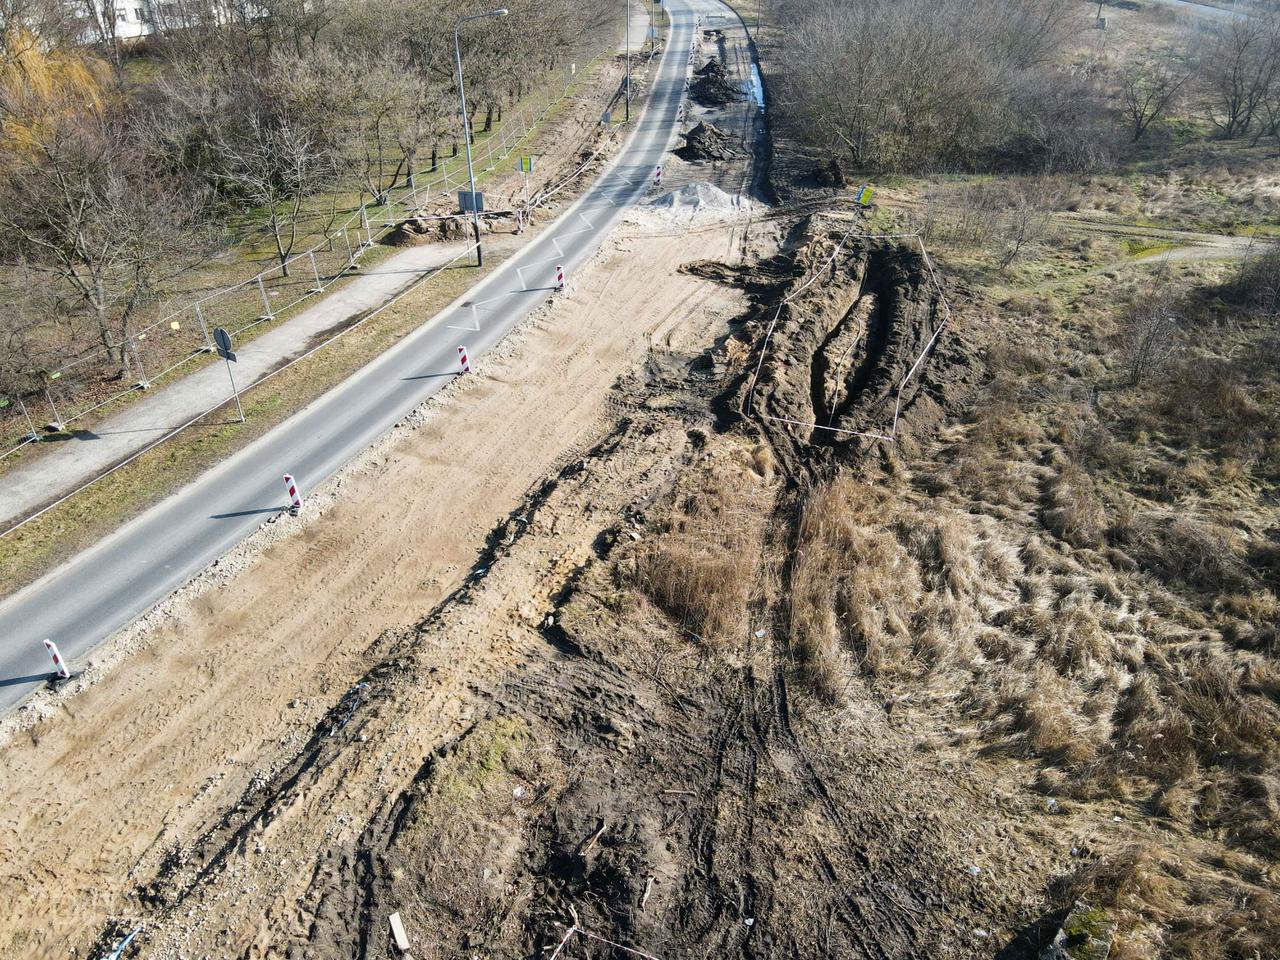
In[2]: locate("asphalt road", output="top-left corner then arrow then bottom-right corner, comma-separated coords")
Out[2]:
0,0 -> 718,713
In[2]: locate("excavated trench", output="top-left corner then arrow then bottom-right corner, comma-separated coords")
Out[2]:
735,225 -> 974,472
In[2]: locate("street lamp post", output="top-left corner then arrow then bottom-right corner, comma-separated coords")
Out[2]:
454,7 -> 510,267
625,0 -> 631,122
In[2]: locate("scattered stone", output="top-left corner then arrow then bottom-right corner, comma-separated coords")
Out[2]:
1040,901 -> 1115,960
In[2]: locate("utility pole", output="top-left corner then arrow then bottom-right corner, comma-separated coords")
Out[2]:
454,8 -> 510,267
625,0 -> 631,122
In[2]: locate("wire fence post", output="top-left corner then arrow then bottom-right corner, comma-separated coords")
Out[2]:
257,275 -> 274,320
132,340 -> 150,389
194,302 -> 213,351
15,397 -> 39,441
309,252 -> 324,293
342,227 -> 354,264
44,385 -> 65,431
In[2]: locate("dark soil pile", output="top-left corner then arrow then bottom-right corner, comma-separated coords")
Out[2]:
725,215 -> 981,469
690,58 -> 744,106
384,215 -> 474,246
675,121 -> 741,162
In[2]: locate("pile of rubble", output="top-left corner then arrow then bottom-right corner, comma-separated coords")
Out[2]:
675,121 -> 741,162
690,58 -> 744,106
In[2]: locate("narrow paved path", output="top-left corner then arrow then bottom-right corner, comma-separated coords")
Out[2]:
1141,0 -> 1246,21
0,243 -> 470,528
0,0 -> 711,712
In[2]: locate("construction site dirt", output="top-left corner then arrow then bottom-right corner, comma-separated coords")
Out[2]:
7,7 -> 1274,960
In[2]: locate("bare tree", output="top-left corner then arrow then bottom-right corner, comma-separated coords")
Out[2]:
771,0 -> 1089,173
1233,244 -> 1280,319
217,116 -> 327,276
0,117 -> 193,371
1121,57 -> 1194,141
996,183 -> 1057,268
348,58 -> 415,204
1201,13 -> 1280,139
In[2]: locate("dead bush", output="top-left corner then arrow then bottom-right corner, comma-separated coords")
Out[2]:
1041,465 -> 1106,548
1154,358 -> 1266,450
1062,845 -> 1280,960
1132,514 -> 1250,593
1227,245 -> 1280,318
791,477 -> 921,694
1017,664 -> 1097,763
637,468 -> 770,644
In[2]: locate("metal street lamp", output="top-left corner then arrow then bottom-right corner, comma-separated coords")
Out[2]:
624,0 -> 631,122
454,7 -> 510,267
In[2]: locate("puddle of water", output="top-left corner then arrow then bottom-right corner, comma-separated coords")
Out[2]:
745,64 -> 765,112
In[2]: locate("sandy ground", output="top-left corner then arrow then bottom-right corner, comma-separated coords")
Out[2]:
0,199 -> 758,958
0,13 -> 779,957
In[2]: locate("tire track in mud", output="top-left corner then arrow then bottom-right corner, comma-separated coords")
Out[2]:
93,415 -> 649,952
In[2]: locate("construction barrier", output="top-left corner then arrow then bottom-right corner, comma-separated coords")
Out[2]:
43,639 -> 70,679
283,473 -> 302,515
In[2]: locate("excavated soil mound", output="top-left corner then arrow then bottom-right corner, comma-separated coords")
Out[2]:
690,58 -> 744,106
384,215 -> 474,246
724,216 -> 982,467
675,121 -> 741,162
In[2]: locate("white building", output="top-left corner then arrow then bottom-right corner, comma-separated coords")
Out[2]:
74,0 -> 265,45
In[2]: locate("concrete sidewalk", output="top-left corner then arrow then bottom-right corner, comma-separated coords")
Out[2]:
0,242 -> 471,527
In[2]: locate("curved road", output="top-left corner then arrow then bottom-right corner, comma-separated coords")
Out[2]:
0,0 -> 722,713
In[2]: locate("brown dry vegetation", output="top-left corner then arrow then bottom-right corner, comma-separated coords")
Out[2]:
636,450 -> 774,644
623,203 -> 1280,956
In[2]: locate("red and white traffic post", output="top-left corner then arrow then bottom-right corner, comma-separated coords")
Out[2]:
458,345 -> 471,373
283,473 -> 302,515
43,639 -> 70,680
555,264 -> 565,292
654,164 -> 663,188
515,208 -> 524,234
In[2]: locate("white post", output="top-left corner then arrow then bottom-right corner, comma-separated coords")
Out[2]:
16,397 -> 39,441
43,639 -> 71,679
309,252 -> 324,293
257,276 -> 273,319
283,473 -> 302,515
194,302 -> 213,351
43,385 -> 64,432
132,340 -> 150,389
224,354 -> 245,423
